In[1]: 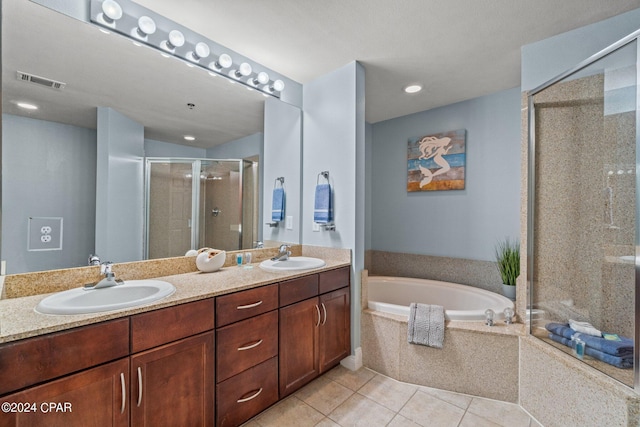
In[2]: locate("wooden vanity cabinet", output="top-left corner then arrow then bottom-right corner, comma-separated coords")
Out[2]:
279,267 -> 351,397
129,299 -> 216,427
0,358 -> 130,427
130,332 -> 214,427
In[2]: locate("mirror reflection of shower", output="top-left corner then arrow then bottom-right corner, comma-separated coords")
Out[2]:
145,158 -> 259,259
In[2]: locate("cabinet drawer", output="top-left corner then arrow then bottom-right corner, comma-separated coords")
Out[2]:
216,357 -> 278,427
0,318 -> 129,396
216,311 -> 278,383
216,284 -> 278,327
131,298 -> 215,353
319,267 -> 350,294
279,275 -> 318,307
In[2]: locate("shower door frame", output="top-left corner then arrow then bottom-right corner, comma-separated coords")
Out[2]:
527,28 -> 640,390
144,157 -> 247,258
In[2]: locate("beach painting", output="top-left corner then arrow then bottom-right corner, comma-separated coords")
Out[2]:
407,129 -> 466,192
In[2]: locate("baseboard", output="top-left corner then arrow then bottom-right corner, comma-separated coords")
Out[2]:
340,347 -> 362,371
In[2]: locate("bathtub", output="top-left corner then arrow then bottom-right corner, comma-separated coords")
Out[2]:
367,276 -> 514,321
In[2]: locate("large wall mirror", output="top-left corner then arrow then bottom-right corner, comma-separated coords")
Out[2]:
2,1 -> 294,274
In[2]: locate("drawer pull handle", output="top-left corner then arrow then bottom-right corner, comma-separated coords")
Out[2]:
321,303 -> 327,325
137,367 -> 143,407
237,388 -> 263,403
238,339 -> 263,351
315,304 -> 321,327
237,300 -> 263,310
120,373 -> 126,414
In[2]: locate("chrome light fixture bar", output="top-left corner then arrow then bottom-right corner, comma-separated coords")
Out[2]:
89,0 -> 284,98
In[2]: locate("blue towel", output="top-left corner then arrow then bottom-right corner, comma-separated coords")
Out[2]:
546,323 -> 633,357
548,333 -> 633,369
313,184 -> 332,223
271,187 -> 285,222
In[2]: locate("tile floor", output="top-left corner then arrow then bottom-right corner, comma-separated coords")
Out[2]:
244,366 -> 542,427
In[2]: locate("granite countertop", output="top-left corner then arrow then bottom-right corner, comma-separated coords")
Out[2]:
0,248 -> 350,344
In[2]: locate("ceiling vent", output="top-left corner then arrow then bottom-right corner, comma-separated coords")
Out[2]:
16,71 -> 66,90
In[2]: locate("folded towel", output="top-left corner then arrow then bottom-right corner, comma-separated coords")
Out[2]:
569,319 -> 602,337
271,187 -> 285,222
407,303 -> 444,349
545,323 -> 633,357
548,333 -> 633,369
313,184 -> 333,223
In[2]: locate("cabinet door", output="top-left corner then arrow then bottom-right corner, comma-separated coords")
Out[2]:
0,358 -> 129,427
279,297 -> 320,397
319,287 -> 351,373
130,332 -> 214,427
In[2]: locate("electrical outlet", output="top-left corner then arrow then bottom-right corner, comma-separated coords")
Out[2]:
28,217 -> 63,251
312,222 -> 320,232
286,216 -> 293,230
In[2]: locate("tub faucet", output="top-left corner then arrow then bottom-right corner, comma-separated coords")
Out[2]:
271,244 -> 291,261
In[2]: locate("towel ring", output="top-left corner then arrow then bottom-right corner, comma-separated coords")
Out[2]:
316,171 -> 330,185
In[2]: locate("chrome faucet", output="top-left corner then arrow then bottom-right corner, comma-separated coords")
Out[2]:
88,254 -> 101,266
255,241 -> 264,249
85,261 -> 122,290
271,244 -> 291,261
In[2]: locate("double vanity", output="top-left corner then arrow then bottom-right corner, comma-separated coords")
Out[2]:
0,246 -> 351,427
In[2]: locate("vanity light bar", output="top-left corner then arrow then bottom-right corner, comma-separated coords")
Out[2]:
89,0 -> 284,98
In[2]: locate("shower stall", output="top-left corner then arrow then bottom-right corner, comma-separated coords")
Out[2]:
528,32 -> 638,388
144,158 -> 258,259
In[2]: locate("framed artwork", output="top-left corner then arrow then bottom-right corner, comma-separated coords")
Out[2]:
407,129 -> 466,191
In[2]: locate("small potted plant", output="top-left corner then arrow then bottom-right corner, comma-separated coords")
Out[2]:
495,238 -> 520,300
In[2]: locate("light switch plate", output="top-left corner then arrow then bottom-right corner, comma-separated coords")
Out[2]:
286,216 -> 293,230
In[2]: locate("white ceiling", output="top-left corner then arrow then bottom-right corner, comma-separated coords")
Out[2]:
4,0 -> 640,150
136,0 -> 640,123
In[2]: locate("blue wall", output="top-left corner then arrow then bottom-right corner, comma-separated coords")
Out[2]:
205,133 -> 263,160
370,87 -> 521,261
2,114 -> 97,273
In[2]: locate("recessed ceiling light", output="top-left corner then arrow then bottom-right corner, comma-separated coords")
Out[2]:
16,102 -> 38,110
404,84 -> 422,94
184,135 -> 196,141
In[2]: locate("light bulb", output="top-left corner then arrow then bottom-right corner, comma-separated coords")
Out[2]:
132,16 -> 156,39
252,71 -> 269,86
191,42 -> 210,61
214,54 -> 233,70
161,30 -> 185,51
234,62 -> 252,78
272,79 -> 285,92
101,0 -> 123,23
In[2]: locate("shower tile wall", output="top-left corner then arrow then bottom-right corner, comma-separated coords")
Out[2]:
532,73 -> 635,339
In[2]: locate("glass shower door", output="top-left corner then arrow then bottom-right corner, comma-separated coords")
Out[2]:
528,38 -> 637,387
146,161 -> 194,259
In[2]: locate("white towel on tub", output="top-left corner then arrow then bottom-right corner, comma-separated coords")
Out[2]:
407,303 -> 444,348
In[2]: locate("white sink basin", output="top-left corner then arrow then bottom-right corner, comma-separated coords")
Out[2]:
35,279 -> 176,315
259,256 -> 326,272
